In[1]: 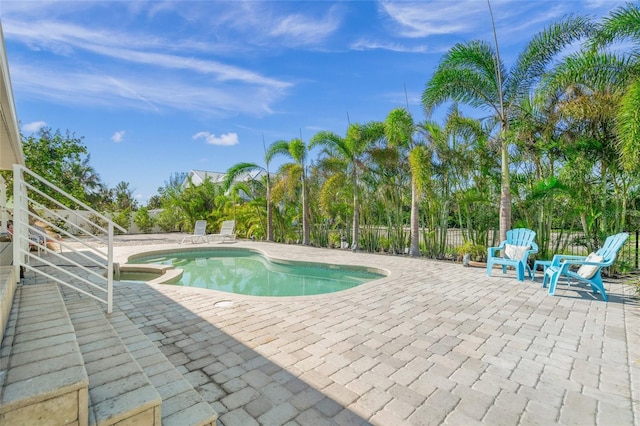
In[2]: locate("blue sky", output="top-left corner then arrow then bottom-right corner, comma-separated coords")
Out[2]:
0,0 -> 626,203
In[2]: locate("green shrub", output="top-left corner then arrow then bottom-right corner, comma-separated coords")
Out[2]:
156,208 -> 186,232
87,213 -> 108,235
456,241 -> 486,262
111,209 -> 131,234
134,207 -> 155,233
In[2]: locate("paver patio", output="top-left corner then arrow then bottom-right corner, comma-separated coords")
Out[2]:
35,235 -> 640,424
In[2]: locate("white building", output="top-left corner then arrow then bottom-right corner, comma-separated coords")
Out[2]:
182,169 -> 267,189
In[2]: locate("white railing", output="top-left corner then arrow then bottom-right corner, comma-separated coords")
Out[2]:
0,174 -> 6,230
12,164 -> 126,313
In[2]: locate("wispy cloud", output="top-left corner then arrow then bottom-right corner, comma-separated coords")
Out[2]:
2,5 -> 295,117
193,132 -> 239,146
22,121 -> 46,133
267,6 -> 343,47
112,130 -> 125,143
379,1 -> 482,38
4,21 -> 291,89
350,39 -> 428,53
9,61 -> 284,117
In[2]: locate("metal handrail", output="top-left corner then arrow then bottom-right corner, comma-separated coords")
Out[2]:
12,164 -> 125,313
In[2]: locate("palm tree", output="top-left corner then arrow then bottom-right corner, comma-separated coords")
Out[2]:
310,121 -> 384,251
223,160 -> 273,241
422,14 -> 592,241
589,3 -> 640,173
113,181 -> 137,211
384,108 -> 428,257
68,155 -> 102,199
536,50 -> 632,242
267,138 -> 310,245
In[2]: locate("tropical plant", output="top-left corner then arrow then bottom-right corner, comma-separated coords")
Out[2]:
385,108 -> 429,257
589,3 -> 640,173
112,181 -> 138,211
134,206 -> 155,233
223,152 -> 273,241
422,14 -> 593,241
267,138 -> 311,245
310,121 -> 384,251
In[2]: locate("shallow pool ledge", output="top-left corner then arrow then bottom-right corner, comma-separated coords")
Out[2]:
117,263 -> 183,284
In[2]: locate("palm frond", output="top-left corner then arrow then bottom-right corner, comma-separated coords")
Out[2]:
617,78 -> 640,172
508,14 -> 594,101
590,3 -> 640,51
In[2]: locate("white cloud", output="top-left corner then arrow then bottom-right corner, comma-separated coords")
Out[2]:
268,6 -> 343,47
350,39 -> 428,53
112,130 -> 125,143
22,121 -> 46,133
193,131 -> 239,146
9,62 -> 282,116
379,1 -> 480,38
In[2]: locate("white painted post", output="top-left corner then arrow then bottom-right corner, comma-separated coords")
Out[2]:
12,164 -> 25,281
107,221 -> 114,314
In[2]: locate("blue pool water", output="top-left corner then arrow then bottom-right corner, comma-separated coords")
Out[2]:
129,249 -> 385,296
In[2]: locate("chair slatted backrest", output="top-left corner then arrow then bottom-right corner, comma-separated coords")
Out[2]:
506,228 -> 537,248
193,220 -> 207,236
595,232 -> 629,265
220,220 -> 235,235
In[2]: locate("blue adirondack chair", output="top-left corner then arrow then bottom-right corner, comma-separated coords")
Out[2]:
543,232 -> 629,302
486,228 -> 538,281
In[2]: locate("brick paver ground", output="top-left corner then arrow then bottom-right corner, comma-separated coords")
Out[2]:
77,236 -> 640,424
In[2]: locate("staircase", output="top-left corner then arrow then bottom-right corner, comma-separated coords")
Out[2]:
0,282 -> 218,425
0,166 -> 218,425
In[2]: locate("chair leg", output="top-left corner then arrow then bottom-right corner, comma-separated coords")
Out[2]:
589,276 -> 608,301
548,270 -> 561,295
516,263 -> 525,281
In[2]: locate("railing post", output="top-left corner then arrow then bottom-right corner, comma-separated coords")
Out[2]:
107,221 -> 114,314
636,229 -> 640,269
0,174 -> 6,230
12,164 -> 26,281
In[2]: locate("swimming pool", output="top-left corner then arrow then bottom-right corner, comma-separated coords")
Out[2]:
128,248 -> 386,296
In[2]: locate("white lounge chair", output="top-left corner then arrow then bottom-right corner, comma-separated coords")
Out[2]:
209,220 -> 236,243
181,220 -> 208,244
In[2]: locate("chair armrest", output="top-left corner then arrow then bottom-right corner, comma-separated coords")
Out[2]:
487,241 -> 507,257
561,257 -> 611,267
550,254 -> 585,266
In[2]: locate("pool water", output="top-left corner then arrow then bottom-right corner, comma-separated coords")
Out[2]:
130,249 -> 385,296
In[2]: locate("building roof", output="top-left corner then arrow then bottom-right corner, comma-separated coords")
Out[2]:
183,169 -> 266,188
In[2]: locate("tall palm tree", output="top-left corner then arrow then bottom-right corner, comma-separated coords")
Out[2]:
267,138 -> 310,245
310,121 -> 384,251
422,14 -> 592,241
384,108 -> 428,257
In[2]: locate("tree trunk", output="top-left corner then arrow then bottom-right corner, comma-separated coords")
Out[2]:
301,174 -> 310,245
499,139 -> 511,242
410,177 -> 420,256
266,177 -> 273,242
352,169 -> 359,251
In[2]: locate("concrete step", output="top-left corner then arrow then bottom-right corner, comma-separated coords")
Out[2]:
0,284 -> 89,425
0,266 -> 17,344
65,299 -> 162,425
108,309 -> 218,426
